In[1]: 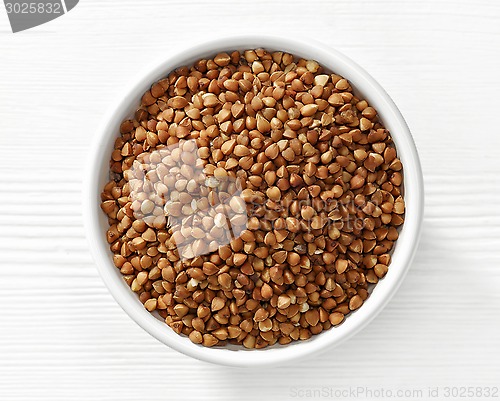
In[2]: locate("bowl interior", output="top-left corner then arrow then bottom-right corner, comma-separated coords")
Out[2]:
85,36 -> 424,367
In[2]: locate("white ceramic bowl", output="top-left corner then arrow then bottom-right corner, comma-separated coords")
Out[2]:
84,35 -> 424,367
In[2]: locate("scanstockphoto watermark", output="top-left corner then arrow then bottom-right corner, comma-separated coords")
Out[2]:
290,387 -> 425,399
289,386 -> 499,399
3,0 -> 79,33
125,139 -> 386,261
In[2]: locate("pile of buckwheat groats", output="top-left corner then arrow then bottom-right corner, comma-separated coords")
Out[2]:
100,48 -> 405,349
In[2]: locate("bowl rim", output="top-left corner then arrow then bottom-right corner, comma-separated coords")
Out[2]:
83,34 -> 424,367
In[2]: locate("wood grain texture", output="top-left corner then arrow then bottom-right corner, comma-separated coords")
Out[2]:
1,0 -> 500,399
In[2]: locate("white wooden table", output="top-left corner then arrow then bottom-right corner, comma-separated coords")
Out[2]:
1,1 -> 500,400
